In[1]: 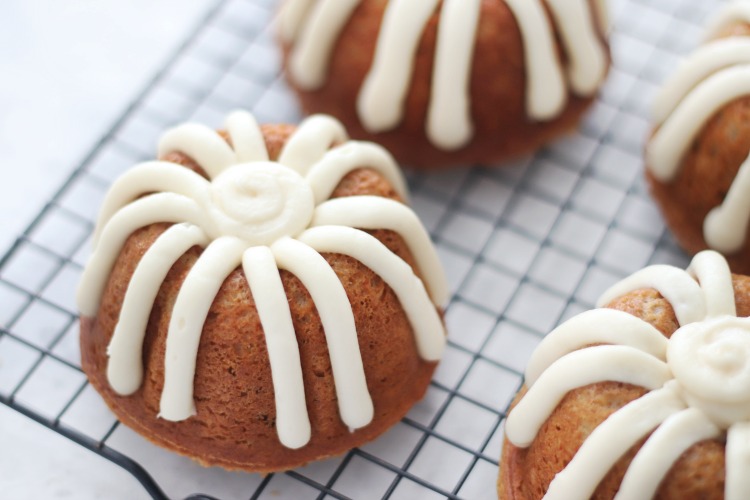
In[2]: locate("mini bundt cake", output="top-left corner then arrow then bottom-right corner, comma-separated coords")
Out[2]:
499,250 -> 750,499
279,0 -> 610,168
77,110 -> 448,472
647,3 -> 750,273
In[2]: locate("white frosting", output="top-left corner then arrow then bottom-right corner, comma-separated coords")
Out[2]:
425,0 -> 481,150
648,11 -> 750,255
107,223 -> 209,396
615,408 -> 720,500
544,383 -> 686,500
704,151 -> 750,253
704,2 -> 750,41
160,236 -> 247,421
505,345 -> 672,448
524,309 -> 668,386
357,0 -> 439,134
311,196 -> 448,304
242,246 -> 310,449
283,0 -> 607,149
597,264 -> 707,325
506,250 -> 750,497
298,225 -> 445,361
77,110 -> 446,448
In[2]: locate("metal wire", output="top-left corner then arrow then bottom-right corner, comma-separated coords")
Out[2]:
0,0 -> 721,498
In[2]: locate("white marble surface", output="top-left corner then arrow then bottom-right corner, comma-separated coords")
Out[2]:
0,0 -> 217,497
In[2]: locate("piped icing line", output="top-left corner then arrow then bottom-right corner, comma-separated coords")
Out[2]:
546,0 -> 608,95
652,39 -> 750,123
280,0 -> 316,43
727,422 -> 750,500
542,384 -> 686,500
158,123 -> 237,179
615,408 -> 721,500
305,141 -> 408,204
503,0 -> 567,120
271,236 -> 374,429
592,0 -> 611,34
91,162 -> 210,246
425,0 -> 481,150
687,249 -> 736,317
77,194 -> 207,316
289,0 -> 361,90
505,345 -> 672,448
278,114 -> 348,174
107,223 -> 209,396
524,309 -> 668,386
357,0 -> 440,134
647,64 -> 750,182
596,264 -> 707,326
298,225 -> 446,361
242,246 -> 311,449
225,111 -> 268,163
704,2 -> 750,41
311,196 -> 448,305
704,151 -> 750,253
160,236 -> 247,421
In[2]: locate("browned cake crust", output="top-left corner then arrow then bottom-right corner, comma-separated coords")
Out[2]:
80,125 -> 440,472
280,0 -> 609,169
497,276 -> 750,499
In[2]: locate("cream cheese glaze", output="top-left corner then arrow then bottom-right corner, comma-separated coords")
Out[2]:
647,3 -> 750,254
505,250 -> 750,499
281,0 -> 609,151
77,110 -> 448,449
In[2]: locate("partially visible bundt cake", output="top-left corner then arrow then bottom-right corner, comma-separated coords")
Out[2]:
279,0 -> 610,168
77,110 -> 448,472
499,250 -> 750,499
647,2 -> 750,273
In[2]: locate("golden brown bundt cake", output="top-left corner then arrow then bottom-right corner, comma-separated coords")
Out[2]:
499,250 -> 750,499
279,0 -> 610,169
646,3 -> 750,274
77,110 -> 448,472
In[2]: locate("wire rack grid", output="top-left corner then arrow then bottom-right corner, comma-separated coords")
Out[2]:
0,0 -> 725,498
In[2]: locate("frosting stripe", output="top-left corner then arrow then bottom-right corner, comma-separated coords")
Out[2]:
77,193 -> 206,316
357,0 -> 440,133
597,264 -> 707,326
687,250 -> 736,317
226,110 -> 269,163
505,345 -> 672,447
704,4 -> 750,41
280,0 -> 316,42
616,408 -> 720,500
543,385 -> 686,500
727,422 -> 750,500
652,39 -> 750,124
704,151 -> 750,254
158,123 -> 236,178
298,226 -> 446,361
647,65 -> 750,182
242,246 -> 311,449
278,114 -> 349,174
271,236 -> 374,429
289,0 -> 361,90
107,223 -> 209,396
306,141 -> 408,204
159,236 -> 247,421
524,309 -> 668,386
426,0 -> 481,150
503,0 -> 567,120
311,196 -> 448,305
92,162 -> 210,246
546,0 -> 607,95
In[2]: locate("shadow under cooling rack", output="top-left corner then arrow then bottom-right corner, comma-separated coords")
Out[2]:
0,0 -> 722,498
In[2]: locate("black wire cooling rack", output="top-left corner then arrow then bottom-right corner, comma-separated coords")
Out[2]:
0,0 -> 725,498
